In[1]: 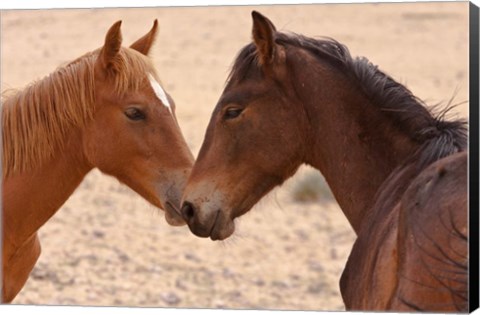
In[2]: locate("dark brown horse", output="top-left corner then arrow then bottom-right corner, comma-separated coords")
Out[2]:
180,11 -> 468,311
2,21 -> 193,302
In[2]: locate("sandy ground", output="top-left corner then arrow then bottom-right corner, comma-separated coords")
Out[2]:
1,2 -> 469,310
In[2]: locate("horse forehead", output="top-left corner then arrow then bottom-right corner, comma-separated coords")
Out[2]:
148,74 -> 172,113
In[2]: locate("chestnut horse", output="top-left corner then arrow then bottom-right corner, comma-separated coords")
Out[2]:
181,12 -> 468,311
1,20 -> 193,302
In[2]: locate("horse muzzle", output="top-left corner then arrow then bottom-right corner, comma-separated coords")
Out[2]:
180,201 -> 234,240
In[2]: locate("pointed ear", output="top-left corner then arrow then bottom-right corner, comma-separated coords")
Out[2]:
251,11 -> 277,65
97,20 -> 123,72
130,19 -> 158,56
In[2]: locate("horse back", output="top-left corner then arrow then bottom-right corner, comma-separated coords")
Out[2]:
390,151 -> 468,311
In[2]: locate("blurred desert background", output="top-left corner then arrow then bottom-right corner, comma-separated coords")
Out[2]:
1,2 -> 469,311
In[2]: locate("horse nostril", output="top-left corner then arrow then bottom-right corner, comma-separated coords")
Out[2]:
181,201 -> 196,221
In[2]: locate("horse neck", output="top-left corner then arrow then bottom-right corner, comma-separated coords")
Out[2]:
293,61 -> 420,235
2,129 -> 92,250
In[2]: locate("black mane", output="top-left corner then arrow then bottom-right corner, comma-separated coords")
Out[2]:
228,32 -> 468,169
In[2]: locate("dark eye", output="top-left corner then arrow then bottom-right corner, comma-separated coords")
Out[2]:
125,107 -> 146,121
224,107 -> 243,120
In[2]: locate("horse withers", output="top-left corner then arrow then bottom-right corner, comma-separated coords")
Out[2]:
180,11 -> 468,311
2,20 -> 193,302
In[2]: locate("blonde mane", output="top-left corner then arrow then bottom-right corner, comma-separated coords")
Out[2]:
2,48 -> 156,178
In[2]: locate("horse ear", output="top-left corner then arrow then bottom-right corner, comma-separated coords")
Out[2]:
97,20 -> 123,72
130,19 -> 158,56
251,11 -> 277,65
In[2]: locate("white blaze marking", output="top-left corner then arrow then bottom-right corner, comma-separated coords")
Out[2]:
148,74 -> 172,114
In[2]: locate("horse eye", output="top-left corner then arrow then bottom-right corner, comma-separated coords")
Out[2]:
224,108 -> 243,120
125,108 -> 146,121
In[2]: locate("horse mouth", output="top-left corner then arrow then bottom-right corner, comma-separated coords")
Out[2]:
208,210 -> 237,241
208,210 -> 222,240
165,201 -> 186,226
